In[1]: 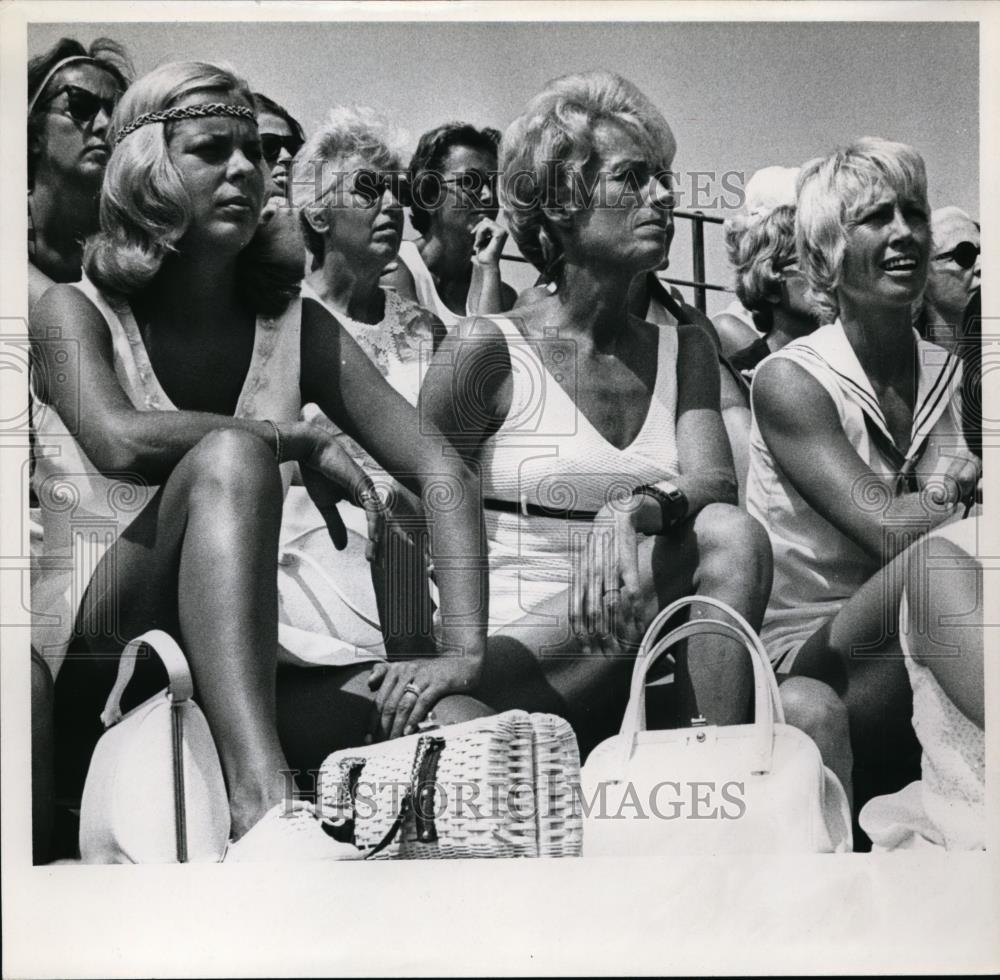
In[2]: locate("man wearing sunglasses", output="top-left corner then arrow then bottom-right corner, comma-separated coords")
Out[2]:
922,205 -> 981,352
27,37 -> 133,311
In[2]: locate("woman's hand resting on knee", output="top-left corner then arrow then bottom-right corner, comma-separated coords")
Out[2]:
571,495 -> 648,656
366,655 -> 482,740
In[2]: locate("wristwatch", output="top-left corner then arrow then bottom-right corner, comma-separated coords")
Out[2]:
636,482 -> 689,532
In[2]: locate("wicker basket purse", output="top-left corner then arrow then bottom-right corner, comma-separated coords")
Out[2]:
317,710 -> 582,859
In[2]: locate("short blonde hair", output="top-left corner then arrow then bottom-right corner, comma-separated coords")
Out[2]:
85,61 -> 255,295
796,137 -> 928,323
500,70 -> 676,277
290,104 -> 406,259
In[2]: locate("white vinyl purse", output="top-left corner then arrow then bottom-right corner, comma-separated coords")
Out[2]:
79,630 -> 231,864
581,596 -> 852,855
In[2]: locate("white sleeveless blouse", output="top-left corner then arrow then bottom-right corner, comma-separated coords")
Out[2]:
745,320 -> 968,669
31,277 -> 302,678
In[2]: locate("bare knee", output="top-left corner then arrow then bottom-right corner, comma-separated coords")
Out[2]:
780,676 -> 849,743
692,504 -> 772,590
185,428 -> 282,505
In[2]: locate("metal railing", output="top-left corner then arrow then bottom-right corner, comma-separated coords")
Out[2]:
500,207 -> 731,314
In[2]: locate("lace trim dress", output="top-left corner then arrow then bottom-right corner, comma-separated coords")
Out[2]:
277,284 -> 436,666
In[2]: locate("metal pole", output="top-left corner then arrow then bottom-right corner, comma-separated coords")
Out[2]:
692,210 -> 707,314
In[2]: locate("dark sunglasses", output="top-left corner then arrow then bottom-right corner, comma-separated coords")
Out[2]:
260,132 -> 304,167
351,169 -> 411,207
440,170 -> 498,199
43,84 -> 118,126
934,241 -> 980,270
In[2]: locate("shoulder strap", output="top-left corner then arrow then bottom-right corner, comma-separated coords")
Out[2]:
100,630 -> 194,728
648,275 -> 689,323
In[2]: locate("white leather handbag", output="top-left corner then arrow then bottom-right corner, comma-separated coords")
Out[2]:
79,630 -> 231,864
581,596 -> 852,855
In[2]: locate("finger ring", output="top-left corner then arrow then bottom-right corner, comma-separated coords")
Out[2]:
403,682 -> 422,698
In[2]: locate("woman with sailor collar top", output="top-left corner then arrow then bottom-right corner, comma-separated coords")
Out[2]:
747,138 -> 980,820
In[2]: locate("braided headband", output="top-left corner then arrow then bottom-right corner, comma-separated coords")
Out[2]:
113,102 -> 256,145
28,56 -> 98,115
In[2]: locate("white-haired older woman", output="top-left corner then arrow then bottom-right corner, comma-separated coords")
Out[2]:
30,61 -> 488,861
280,104 -> 446,662
747,138 -> 980,820
420,70 -> 773,752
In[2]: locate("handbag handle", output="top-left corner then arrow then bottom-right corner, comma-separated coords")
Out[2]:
100,630 -> 194,729
617,596 -> 783,775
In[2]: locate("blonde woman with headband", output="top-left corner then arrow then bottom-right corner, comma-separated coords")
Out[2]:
30,61 -> 489,862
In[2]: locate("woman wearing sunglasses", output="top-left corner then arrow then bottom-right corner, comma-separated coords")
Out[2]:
281,104 -> 450,671
747,139 -> 981,829
420,71 -> 774,754
252,92 -> 305,198
384,121 -> 516,326
31,64 -> 489,861
28,37 -> 134,310
920,206 -> 981,351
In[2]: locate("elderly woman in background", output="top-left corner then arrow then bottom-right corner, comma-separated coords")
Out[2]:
280,105 -> 445,662
722,203 -> 819,381
385,121 -> 516,324
28,36 -> 134,309
747,138 -> 980,822
31,62 -> 489,861
420,71 -> 774,752
253,91 -> 305,197
713,165 -> 800,358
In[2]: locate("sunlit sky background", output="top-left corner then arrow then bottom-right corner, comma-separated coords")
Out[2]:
30,19 -> 978,314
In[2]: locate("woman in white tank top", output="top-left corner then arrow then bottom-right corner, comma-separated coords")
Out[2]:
747,138 -> 981,820
420,72 -> 773,752
30,63 -> 489,861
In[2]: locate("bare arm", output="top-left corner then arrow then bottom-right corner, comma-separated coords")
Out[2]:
300,298 -> 489,665
713,311 -> 762,358
752,356 -> 960,563
466,219 -> 516,316
29,284 -> 321,481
